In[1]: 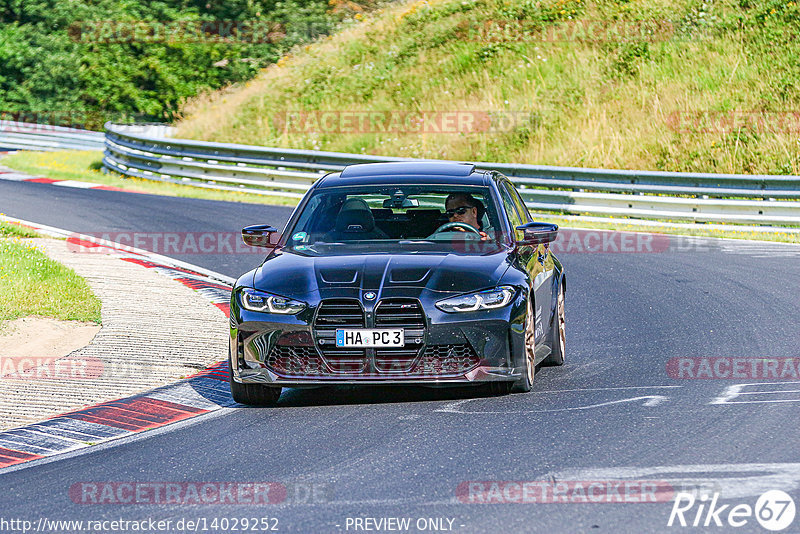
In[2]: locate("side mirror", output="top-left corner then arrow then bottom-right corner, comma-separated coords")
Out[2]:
242,224 -> 280,248
516,222 -> 558,245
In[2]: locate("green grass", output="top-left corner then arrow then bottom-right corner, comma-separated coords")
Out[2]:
0,221 -> 41,239
0,238 -> 102,323
175,0 -> 800,176
1,150 -> 300,207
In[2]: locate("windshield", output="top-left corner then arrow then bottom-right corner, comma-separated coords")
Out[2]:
283,185 -> 507,256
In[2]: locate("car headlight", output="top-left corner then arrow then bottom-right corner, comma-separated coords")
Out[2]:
435,286 -> 516,313
239,288 -> 306,314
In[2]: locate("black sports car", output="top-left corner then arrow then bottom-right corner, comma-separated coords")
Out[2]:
229,162 -> 565,405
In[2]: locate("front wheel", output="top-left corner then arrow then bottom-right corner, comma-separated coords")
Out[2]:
543,283 -> 565,366
229,352 -> 282,406
512,293 -> 536,393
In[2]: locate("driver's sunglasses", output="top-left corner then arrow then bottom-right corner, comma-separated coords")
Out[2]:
445,206 -> 472,217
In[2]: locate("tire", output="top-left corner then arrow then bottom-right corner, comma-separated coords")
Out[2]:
229,352 -> 282,406
511,293 -> 536,393
543,282 -> 566,367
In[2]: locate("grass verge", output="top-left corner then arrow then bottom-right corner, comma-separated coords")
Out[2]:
1,150 -> 300,207
0,237 -> 102,324
0,221 -> 41,239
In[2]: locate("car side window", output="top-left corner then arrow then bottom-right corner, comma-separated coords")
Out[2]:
498,182 -> 524,240
294,194 -> 326,233
503,181 -> 532,223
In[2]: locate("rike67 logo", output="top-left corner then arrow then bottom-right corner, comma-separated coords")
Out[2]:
668,490 -> 796,531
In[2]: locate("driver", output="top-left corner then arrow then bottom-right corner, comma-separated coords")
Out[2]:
442,193 -> 489,240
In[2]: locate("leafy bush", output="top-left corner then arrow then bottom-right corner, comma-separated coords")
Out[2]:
0,0 -> 351,124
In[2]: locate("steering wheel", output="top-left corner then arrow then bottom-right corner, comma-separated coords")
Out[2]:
429,222 -> 482,239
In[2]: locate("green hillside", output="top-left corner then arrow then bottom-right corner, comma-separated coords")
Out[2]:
175,0 -> 800,175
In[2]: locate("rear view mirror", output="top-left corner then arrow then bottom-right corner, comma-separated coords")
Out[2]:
516,222 -> 558,245
382,197 -> 420,208
242,224 -> 280,247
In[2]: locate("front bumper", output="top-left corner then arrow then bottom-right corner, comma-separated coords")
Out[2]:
230,292 -> 527,386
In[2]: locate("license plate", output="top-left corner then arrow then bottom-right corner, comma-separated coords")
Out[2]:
336,329 -> 404,348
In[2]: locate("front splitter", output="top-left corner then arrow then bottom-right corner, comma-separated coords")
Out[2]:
234,365 -> 520,386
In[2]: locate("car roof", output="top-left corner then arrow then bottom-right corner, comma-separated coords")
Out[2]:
316,162 -> 492,188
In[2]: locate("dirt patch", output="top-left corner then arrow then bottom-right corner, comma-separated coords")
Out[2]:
0,317 -> 100,369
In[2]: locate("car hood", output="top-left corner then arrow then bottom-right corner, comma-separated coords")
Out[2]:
250,250 -> 512,298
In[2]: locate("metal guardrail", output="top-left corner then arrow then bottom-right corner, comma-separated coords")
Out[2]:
103,122 -> 800,225
0,121 -> 106,152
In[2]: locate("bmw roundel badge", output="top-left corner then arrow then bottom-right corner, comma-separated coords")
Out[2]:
364,292 -> 376,301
